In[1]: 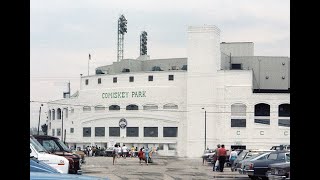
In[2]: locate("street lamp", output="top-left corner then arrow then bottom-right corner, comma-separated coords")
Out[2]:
37,104 -> 43,135
202,108 -> 207,150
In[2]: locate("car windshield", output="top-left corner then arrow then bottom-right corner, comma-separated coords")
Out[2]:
42,139 -> 60,152
237,151 -> 247,160
56,139 -> 71,152
30,137 -> 47,153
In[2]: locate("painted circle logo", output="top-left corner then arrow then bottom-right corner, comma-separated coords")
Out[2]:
119,118 -> 127,129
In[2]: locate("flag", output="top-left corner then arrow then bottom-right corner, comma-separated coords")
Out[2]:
89,54 -> 91,60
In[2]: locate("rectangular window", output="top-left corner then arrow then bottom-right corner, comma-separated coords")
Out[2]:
95,127 -> 105,137
168,75 -> 174,81
83,127 -> 91,137
126,127 -> 139,137
158,144 -> 164,150
129,76 -> 134,82
144,127 -> 158,137
254,119 -> 270,125
52,129 -> 55,136
231,119 -> 246,127
70,128 -> 74,133
109,127 -> 120,137
163,127 -> 178,137
98,78 -> 101,84
231,63 -> 242,70
168,144 -> 176,150
113,77 -> 117,83
57,128 -> 61,136
278,119 -> 290,127
148,75 -> 153,81
85,79 -> 89,85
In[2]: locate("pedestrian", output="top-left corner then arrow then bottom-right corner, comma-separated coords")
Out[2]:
229,148 -> 238,171
117,145 -> 122,158
145,147 -> 150,165
112,145 -> 117,165
218,144 -> 227,172
130,146 -> 135,157
138,148 -> 144,165
122,144 -> 128,158
213,144 -> 220,171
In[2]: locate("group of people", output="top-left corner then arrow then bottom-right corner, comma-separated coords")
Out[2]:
112,145 -> 154,165
212,144 -> 238,172
85,145 -> 100,157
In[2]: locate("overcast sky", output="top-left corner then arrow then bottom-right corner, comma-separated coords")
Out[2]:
30,0 -> 290,128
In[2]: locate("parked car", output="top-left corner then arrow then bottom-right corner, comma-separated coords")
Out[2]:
236,152 -> 271,173
270,145 -> 290,151
232,149 -> 274,172
30,135 -> 69,174
266,162 -> 290,180
30,172 -> 110,180
239,150 -> 290,180
71,149 -> 86,163
202,149 -> 215,162
33,135 -> 82,174
104,147 -> 116,157
30,157 -> 60,173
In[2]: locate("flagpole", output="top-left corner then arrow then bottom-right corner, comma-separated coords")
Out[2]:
88,54 -> 90,76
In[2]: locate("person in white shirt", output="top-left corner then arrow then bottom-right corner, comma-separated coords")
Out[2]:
229,148 -> 238,170
117,145 -> 122,158
122,144 -> 128,158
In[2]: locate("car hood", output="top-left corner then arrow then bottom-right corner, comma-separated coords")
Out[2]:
30,172 -> 109,180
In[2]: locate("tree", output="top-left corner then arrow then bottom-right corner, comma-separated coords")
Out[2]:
41,124 -> 48,135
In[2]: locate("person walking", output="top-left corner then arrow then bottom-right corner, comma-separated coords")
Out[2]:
122,144 -> 128,158
112,145 -> 117,165
145,147 -> 150,165
229,148 -> 238,171
117,145 -> 122,158
138,148 -> 144,165
213,144 -> 220,171
218,144 -> 227,172
130,146 -> 135,157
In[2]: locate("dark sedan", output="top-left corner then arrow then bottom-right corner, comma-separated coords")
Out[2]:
266,162 -> 290,180
239,150 -> 290,180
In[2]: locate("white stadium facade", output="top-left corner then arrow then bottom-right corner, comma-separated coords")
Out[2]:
47,25 -> 290,158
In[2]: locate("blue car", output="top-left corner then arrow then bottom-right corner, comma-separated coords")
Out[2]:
30,172 -> 110,180
30,157 -> 60,173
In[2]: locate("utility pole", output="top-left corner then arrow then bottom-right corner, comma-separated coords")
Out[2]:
61,110 -> 63,141
37,104 -> 43,135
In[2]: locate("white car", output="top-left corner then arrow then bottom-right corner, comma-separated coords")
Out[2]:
30,136 -> 69,174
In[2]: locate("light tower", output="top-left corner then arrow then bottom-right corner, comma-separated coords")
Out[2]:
117,15 -> 127,62
140,31 -> 147,55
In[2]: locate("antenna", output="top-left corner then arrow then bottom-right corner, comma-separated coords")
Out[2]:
117,14 -> 127,62
140,31 -> 148,55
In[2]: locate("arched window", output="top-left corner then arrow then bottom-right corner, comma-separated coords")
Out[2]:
143,104 -> 158,110
52,109 -> 55,120
231,103 -> 246,127
95,105 -> 105,111
254,103 -> 270,125
109,105 -> 120,111
278,104 -> 290,117
57,108 -> 61,120
126,104 -> 139,110
254,103 -> 270,116
163,103 -> 178,110
48,110 -> 51,120
83,106 -> 91,112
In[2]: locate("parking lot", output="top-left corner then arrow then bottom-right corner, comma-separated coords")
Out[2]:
81,155 -> 251,180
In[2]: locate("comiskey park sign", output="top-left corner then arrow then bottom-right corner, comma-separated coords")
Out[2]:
102,91 -> 146,99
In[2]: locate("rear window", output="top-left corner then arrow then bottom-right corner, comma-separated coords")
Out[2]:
268,153 -> 278,160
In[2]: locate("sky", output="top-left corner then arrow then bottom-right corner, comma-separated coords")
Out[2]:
30,0 -> 290,128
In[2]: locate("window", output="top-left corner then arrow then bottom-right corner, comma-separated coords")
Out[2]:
85,79 -> 89,85
255,103 -> 270,116
113,77 -> 117,83
126,127 -> 139,137
98,78 -> 101,84
95,127 -> 105,137
168,144 -> 176,150
163,127 -> 178,137
158,144 -> 164,150
94,105 -> 105,111
126,104 -> 139,110
231,119 -> 246,127
254,119 -> 270,125
144,127 -> 158,137
70,128 -> 74,133
122,68 -> 130,72
267,153 -> 278,160
231,104 -> 246,116
279,104 -> 290,117
57,128 -> 61,136
181,65 -> 187,70
148,75 -> 153,81
52,109 -> 55,120
129,76 -> 134,82
163,104 -> 178,109
57,108 -> 61,120
48,110 -> 51,120
152,66 -> 162,71
143,104 -> 158,110
52,129 -> 55,136
231,64 -> 242,70
83,106 -> 91,112
168,75 -> 174,81
109,127 -> 120,137
109,105 -> 120,110
83,127 -> 91,137
278,119 -> 290,127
